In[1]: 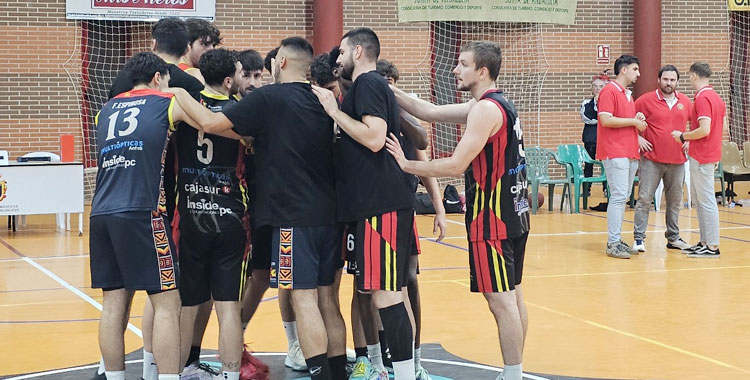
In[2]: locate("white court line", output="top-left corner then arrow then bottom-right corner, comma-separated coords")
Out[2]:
4,353 -> 551,380
16,255 -> 142,338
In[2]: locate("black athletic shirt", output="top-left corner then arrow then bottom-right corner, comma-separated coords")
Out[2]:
222,82 -> 337,228
464,90 -> 530,241
109,63 -> 203,101
175,90 -> 247,233
335,71 -> 413,222
91,89 -> 176,216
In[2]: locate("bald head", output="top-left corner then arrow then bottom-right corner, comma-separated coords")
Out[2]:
272,36 -> 313,83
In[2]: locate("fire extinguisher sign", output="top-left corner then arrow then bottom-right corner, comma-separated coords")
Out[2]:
597,44 -> 610,65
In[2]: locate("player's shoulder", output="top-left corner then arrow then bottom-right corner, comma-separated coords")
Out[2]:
357,71 -> 389,88
474,97 -> 505,120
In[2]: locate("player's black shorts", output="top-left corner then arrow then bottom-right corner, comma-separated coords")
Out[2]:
410,214 -> 421,256
270,224 -> 343,290
90,211 -> 178,292
469,232 -> 528,293
176,224 -> 250,306
349,209 -> 414,292
251,224 -> 272,272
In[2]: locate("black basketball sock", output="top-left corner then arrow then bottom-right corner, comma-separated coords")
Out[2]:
378,329 -> 392,367
328,354 -> 347,380
186,345 -> 201,367
354,346 -> 368,358
305,353 -> 331,380
378,303 -> 413,362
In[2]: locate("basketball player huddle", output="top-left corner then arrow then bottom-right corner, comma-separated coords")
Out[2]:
90,17 -> 529,380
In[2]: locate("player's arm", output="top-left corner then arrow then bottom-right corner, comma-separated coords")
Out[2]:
386,100 -> 498,178
677,118 -> 710,140
165,87 -> 236,136
313,85 -> 387,152
391,85 -> 475,124
415,149 -> 447,241
400,110 -> 429,150
598,113 -> 646,130
170,96 -> 240,140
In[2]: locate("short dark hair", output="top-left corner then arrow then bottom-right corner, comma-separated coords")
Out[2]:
461,41 -> 502,81
614,55 -> 640,75
658,64 -> 680,80
689,62 -> 712,78
376,59 -> 399,82
185,18 -> 222,46
264,47 -> 279,72
238,49 -> 263,72
342,27 -> 380,60
151,17 -> 189,57
124,52 -> 169,87
280,36 -> 314,59
328,46 -> 340,68
311,53 -> 336,85
199,48 -> 238,87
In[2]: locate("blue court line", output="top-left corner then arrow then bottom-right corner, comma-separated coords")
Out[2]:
582,212 -> 750,244
421,237 -> 469,252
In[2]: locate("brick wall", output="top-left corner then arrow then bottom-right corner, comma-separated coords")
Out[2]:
0,0 -> 733,166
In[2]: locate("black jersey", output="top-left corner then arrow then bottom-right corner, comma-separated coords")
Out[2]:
175,90 -> 246,233
223,82 -> 337,228
91,89 -> 176,216
465,90 -> 530,241
335,71 -> 413,222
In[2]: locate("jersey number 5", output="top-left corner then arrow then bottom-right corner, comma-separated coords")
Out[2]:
197,130 -> 214,165
106,108 -> 140,140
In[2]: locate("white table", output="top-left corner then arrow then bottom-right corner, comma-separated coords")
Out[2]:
0,162 -> 84,235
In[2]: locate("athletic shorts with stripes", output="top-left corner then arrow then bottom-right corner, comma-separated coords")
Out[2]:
270,224 -> 343,290
469,232 -> 528,293
90,211 -> 178,293
177,224 -> 250,306
350,209 -> 414,291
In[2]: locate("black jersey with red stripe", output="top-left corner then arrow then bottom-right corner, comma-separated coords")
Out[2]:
175,90 -> 247,233
464,89 -> 530,241
92,89 -> 176,216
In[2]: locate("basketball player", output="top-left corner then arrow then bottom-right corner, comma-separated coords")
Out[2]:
90,51 -> 222,380
175,47 -> 247,380
236,49 -> 264,99
314,27 -> 418,380
94,17 -> 203,380
383,41 -> 530,380
377,59 -> 447,380
179,18 -> 222,84
165,37 -> 347,380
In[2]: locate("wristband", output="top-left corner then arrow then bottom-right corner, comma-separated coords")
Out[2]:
679,133 -> 685,143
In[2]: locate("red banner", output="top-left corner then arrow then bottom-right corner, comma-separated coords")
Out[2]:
92,0 -> 195,10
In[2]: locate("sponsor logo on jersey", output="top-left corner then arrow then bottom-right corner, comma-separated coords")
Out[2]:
100,140 -> 144,155
101,154 -> 136,170
186,198 -> 233,216
184,183 -> 221,195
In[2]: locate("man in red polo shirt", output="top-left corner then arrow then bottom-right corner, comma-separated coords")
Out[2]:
632,65 -> 693,253
597,55 -> 647,259
671,62 -> 725,258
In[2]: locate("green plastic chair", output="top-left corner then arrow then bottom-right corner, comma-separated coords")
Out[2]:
526,147 -> 572,214
556,144 -> 609,213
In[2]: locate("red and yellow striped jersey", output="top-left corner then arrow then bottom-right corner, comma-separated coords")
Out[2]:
464,90 -> 530,242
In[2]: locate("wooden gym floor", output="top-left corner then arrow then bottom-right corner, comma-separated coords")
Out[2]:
1,183 -> 749,380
